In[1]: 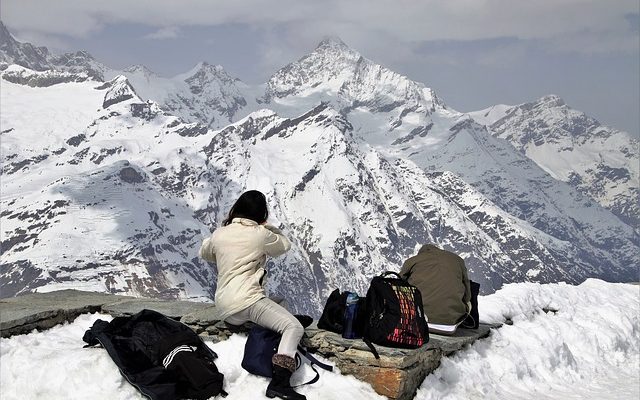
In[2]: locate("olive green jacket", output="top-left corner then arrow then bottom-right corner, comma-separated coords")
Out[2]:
399,244 -> 471,325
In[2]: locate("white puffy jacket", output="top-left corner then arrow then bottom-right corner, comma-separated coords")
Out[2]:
199,217 -> 291,320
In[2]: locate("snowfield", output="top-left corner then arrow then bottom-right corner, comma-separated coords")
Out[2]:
1,279 -> 638,400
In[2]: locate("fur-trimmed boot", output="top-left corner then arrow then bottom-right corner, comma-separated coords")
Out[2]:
266,354 -> 306,400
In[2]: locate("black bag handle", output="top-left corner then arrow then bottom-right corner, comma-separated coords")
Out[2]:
363,338 -> 380,360
380,271 -> 404,280
290,346 -> 334,388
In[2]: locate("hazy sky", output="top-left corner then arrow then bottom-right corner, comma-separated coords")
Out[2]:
2,0 -> 638,134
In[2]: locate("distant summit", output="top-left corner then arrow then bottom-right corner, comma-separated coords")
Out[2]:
0,20 -> 51,71
470,95 -> 639,227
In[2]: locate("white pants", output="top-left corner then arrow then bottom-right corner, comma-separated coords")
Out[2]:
225,297 -> 304,357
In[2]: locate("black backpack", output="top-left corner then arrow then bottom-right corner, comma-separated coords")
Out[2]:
317,289 -> 366,336
83,309 -> 226,400
362,272 -> 429,358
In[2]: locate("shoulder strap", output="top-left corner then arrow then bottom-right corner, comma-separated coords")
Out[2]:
297,346 -> 333,372
362,338 -> 380,360
380,271 -> 404,280
291,346 -> 334,388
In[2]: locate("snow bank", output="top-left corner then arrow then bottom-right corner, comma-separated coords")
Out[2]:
1,279 -> 637,399
416,279 -> 639,399
0,314 -> 382,400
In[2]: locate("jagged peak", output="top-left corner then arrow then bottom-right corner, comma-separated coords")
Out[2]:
315,36 -> 351,51
99,74 -> 142,108
0,20 -> 13,41
536,94 -> 566,107
188,61 -> 226,75
111,74 -> 132,84
176,61 -> 238,84
123,64 -> 155,75
311,36 -> 360,61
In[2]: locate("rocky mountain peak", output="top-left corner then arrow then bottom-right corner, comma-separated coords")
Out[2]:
182,62 -> 239,89
536,94 -> 566,108
314,35 -> 354,53
0,20 -> 12,41
0,20 -> 51,71
100,75 -> 141,108
123,64 -> 155,76
263,37 -> 444,116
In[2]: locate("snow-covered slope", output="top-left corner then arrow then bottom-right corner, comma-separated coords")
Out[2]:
0,21 -> 251,128
470,95 -> 639,228
1,28 -> 638,315
1,71 -> 217,301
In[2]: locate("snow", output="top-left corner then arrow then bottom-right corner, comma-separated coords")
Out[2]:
468,104 -> 513,126
2,280 -> 637,400
416,279 -> 640,400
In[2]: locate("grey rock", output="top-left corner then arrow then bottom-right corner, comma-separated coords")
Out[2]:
102,299 -> 212,318
0,289 -> 132,336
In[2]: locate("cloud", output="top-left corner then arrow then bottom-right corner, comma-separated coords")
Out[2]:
143,26 -> 181,40
2,0 -> 638,54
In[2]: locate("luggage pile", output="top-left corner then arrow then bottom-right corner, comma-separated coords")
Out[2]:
318,272 -> 429,358
318,245 -> 480,356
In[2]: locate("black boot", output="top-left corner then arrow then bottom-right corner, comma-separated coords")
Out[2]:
266,354 -> 306,400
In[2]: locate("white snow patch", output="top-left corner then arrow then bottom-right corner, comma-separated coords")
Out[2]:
416,279 -> 639,400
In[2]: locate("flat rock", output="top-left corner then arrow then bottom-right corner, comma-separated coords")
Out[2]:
302,323 -> 492,400
0,290 -> 132,336
102,299 -> 212,319
428,324 -> 492,354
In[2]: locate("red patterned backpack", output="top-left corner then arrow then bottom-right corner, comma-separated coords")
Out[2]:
362,271 -> 429,358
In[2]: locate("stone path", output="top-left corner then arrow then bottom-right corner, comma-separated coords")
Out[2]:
0,290 -> 493,400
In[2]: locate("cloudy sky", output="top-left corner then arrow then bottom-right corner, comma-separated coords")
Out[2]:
2,0 -> 638,134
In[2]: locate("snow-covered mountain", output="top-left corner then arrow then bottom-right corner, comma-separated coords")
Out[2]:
120,62 -> 253,129
1,25 -> 637,315
470,95 -> 639,228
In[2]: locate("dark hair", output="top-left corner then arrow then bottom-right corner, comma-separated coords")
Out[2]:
223,190 -> 269,226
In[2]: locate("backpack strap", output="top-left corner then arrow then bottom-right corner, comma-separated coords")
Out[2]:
297,346 -> 334,372
380,271 -> 404,280
290,345 -> 334,388
362,338 -> 380,360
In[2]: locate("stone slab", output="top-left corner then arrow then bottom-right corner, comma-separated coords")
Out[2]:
301,323 -> 493,400
428,324 -> 492,354
0,290 -> 132,337
102,299 -> 212,319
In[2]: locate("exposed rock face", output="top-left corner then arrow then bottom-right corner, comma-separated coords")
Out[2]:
101,76 -> 141,108
0,21 -> 51,71
1,65 -> 91,87
263,37 -> 443,114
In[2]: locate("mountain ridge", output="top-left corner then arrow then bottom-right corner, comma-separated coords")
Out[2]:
1,22 -> 637,315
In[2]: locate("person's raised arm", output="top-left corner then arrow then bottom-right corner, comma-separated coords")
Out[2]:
199,236 -> 217,263
263,225 -> 291,257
